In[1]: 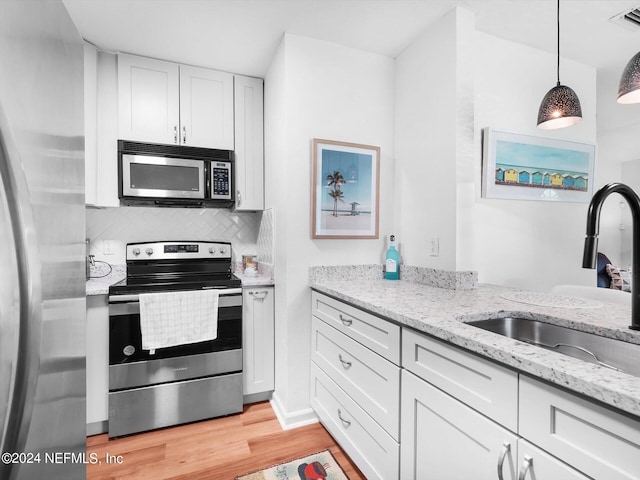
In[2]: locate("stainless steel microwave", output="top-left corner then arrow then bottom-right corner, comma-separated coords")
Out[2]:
118,140 -> 234,207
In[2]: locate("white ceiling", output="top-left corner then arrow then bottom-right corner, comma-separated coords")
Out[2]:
63,0 -> 640,79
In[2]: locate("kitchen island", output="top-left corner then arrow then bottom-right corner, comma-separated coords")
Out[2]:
309,266 -> 640,480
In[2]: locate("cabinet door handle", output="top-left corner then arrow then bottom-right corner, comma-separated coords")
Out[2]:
182,126 -> 187,143
337,409 -> 351,427
173,126 -> 178,143
338,354 -> 352,369
339,314 -> 353,326
237,190 -> 242,207
249,290 -> 268,300
518,455 -> 533,480
497,442 -> 511,480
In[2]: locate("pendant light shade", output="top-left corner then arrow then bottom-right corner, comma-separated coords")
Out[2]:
537,0 -> 582,129
537,83 -> 583,129
617,51 -> 640,104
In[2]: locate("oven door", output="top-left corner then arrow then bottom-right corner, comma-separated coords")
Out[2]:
108,288 -> 242,363
120,154 -> 205,200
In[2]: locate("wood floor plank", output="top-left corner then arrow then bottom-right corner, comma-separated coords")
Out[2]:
87,401 -> 366,480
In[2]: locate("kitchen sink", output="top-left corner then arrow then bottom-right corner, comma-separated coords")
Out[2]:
465,317 -> 640,377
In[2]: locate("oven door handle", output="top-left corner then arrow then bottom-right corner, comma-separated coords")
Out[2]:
109,288 -> 243,304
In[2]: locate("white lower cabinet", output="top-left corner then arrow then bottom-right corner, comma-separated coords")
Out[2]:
310,291 -> 640,480
311,363 -> 399,480
242,287 -> 274,396
310,292 -> 400,480
520,376 -> 640,480
401,369 -> 518,480
86,295 -> 109,433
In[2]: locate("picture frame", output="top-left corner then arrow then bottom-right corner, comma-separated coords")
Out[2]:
482,128 -> 596,203
311,138 -> 380,239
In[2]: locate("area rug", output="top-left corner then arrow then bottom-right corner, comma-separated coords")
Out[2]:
235,449 -> 349,480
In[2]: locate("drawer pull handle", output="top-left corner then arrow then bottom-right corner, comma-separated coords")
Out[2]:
497,442 -> 511,480
337,409 -> 351,427
338,354 -> 352,369
339,314 -> 353,326
518,455 -> 533,480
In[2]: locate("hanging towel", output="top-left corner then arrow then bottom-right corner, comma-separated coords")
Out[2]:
139,289 -> 219,352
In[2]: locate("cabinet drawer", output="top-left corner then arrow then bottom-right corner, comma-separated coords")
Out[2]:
520,376 -> 640,480
310,363 -> 399,480
312,316 -> 400,439
402,328 -> 518,431
311,291 -> 400,364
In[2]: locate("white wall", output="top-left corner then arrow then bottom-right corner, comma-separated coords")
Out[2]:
395,7 -> 599,291
472,32 -> 598,290
395,8 -> 475,270
264,33 -> 395,425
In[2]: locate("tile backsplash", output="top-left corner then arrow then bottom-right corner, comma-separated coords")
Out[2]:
86,206 -> 271,265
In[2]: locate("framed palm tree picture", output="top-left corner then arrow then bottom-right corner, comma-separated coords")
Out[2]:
311,138 -> 380,239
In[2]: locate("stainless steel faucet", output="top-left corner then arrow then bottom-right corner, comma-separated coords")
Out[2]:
582,182 -> 640,330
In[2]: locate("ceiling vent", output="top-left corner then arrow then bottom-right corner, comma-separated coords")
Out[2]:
610,6 -> 640,31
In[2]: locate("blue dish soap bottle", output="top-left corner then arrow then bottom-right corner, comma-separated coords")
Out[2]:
385,235 -> 400,280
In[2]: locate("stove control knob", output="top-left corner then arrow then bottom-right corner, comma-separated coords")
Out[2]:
132,247 -> 141,256
208,247 -> 214,255
219,247 -> 227,254
145,248 -> 154,256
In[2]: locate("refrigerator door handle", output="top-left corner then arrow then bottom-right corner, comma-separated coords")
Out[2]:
0,100 -> 43,477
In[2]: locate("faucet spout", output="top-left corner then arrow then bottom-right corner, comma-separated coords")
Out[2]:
582,183 -> 640,330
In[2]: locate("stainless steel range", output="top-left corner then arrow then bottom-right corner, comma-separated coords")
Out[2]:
107,241 -> 243,437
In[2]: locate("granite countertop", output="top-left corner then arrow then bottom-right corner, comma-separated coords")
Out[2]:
310,277 -> 640,418
86,263 -> 126,296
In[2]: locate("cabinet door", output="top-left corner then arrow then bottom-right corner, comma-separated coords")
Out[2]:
118,53 -> 180,144
242,287 -> 274,395
180,65 -> 234,149
86,295 -> 109,431
84,42 -> 98,206
233,75 -> 264,211
517,440 -> 590,480
401,370 -> 518,480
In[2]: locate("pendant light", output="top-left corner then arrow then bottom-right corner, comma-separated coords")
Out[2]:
537,0 -> 582,129
617,51 -> 640,104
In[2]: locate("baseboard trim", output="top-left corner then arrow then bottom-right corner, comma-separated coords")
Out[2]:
87,420 -> 108,436
270,392 -> 318,430
243,391 -> 273,404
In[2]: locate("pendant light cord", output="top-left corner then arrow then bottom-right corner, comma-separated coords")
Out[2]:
556,0 -> 560,86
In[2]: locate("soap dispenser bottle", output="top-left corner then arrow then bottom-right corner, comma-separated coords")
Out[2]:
385,235 -> 400,280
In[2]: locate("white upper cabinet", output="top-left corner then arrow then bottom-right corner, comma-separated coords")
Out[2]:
233,75 -> 264,211
180,65 -> 234,150
117,53 -> 234,150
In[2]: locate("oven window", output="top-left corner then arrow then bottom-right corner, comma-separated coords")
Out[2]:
130,163 -> 200,192
109,304 -> 242,364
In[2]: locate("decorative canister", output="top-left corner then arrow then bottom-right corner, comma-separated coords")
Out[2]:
242,254 -> 258,276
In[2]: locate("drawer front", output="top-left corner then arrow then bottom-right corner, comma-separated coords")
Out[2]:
311,291 -> 400,364
402,328 -> 518,431
520,376 -> 640,480
310,362 -> 400,480
312,316 -> 400,439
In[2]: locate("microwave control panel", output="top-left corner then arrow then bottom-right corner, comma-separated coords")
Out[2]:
210,162 -> 232,200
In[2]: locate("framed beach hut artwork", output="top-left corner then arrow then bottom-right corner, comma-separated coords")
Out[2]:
482,128 -> 596,203
311,139 -> 380,239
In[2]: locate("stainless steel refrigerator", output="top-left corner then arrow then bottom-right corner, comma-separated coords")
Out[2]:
0,1 -> 86,479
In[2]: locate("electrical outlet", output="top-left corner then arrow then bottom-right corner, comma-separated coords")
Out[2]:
429,237 -> 439,257
103,240 -> 115,256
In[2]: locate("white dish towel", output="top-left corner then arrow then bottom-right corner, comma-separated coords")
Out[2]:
139,289 -> 219,352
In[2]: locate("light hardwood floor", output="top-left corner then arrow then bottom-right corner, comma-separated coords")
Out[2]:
87,401 -> 366,479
